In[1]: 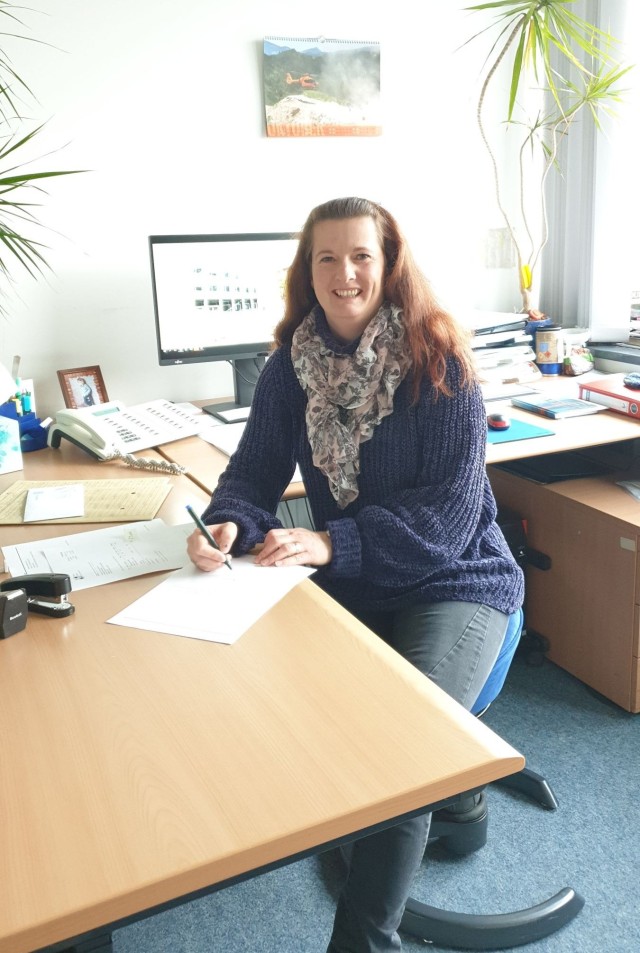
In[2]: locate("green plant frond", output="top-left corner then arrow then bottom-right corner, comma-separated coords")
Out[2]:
0,121 -> 47,157
463,0 -> 632,311
468,1 -> 626,119
545,4 -> 620,62
1,230 -> 49,260
0,169 -> 83,186
0,232 -> 50,280
508,29 -> 527,118
465,2 -> 534,13
0,3 -> 87,290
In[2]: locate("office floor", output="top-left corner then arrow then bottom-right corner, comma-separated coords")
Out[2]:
114,654 -> 640,953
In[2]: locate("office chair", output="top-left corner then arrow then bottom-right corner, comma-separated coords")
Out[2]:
400,607 -> 585,950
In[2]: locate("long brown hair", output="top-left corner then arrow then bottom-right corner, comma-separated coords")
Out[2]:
274,196 -> 476,397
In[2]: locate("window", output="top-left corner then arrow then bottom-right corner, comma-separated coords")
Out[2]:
541,0 -> 640,334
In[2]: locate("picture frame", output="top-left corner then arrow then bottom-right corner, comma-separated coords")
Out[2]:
57,366 -> 109,409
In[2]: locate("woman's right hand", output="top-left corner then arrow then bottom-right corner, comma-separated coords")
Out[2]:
187,521 -> 239,572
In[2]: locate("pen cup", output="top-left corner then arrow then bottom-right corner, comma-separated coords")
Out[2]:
535,326 -> 564,375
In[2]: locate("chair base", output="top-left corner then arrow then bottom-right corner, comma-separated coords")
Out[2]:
418,771 -> 581,949
401,887 -> 585,950
494,766 -> 559,810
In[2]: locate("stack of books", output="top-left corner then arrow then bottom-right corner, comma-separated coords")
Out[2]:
464,311 -> 541,393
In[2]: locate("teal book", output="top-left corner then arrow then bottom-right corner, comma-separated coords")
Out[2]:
510,394 -> 606,419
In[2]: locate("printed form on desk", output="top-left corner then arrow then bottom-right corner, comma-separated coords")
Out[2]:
1,519 -> 192,589
108,556 -> 314,644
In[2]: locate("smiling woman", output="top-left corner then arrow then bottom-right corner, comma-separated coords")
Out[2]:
186,196 -> 526,953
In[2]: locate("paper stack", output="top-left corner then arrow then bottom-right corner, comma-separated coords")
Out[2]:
463,311 -> 541,389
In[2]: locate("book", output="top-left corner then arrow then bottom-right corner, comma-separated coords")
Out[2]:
478,360 -> 542,388
463,311 -> 527,335
578,374 -> 640,419
471,329 -> 532,349
510,394 -> 606,419
474,344 -> 536,370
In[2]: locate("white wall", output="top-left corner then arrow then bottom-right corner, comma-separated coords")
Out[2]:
0,0 -> 513,416
0,0 -> 628,417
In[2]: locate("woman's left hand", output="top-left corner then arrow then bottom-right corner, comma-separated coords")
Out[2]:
255,527 -> 332,568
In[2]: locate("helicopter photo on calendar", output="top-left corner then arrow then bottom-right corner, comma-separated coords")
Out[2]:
263,35 -> 381,138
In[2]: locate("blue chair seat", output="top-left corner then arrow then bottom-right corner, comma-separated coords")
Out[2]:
472,606 -> 524,715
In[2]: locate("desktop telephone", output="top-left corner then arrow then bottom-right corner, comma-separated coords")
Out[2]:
47,399 -> 202,470
49,401 -> 129,459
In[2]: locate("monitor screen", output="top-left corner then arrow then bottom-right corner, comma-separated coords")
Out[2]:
149,232 -> 300,419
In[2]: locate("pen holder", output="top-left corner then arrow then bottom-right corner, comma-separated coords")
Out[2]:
0,402 -> 49,452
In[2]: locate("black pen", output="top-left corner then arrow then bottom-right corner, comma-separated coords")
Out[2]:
185,505 -> 233,571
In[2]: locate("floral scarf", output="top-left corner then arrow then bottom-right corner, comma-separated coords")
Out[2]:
291,302 -> 411,508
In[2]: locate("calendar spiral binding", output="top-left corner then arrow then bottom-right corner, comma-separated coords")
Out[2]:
265,35 -> 379,46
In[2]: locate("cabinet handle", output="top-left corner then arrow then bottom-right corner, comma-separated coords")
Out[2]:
526,548 -> 552,571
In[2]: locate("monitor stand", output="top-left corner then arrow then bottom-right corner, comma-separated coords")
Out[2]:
206,404 -> 251,424
202,356 -> 267,423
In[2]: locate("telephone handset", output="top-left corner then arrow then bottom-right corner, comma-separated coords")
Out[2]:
48,401 -> 129,459
47,399 -> 202,469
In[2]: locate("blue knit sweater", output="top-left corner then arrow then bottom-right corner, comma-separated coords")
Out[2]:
202,318 -> 524,618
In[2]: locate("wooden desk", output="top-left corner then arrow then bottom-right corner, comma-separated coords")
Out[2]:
160,433 -> 307,500
486,405 -> 640,465
162,407 -> 640,491
161,381 -> 640,493
0,445 -> 523,953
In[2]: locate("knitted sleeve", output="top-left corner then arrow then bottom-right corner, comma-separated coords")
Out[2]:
200,352 -> 297,553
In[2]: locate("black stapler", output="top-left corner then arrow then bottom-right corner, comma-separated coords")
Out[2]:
0,573 -> 75,618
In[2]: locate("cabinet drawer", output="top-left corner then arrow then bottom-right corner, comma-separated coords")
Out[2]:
489,466 -> 639,711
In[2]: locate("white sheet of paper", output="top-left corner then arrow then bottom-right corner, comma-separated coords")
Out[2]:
23,484 -> 85,522
1,519 -> 192,589
107,556 -> 314,644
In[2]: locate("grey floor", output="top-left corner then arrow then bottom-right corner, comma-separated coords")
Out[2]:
113,653 -> 640,952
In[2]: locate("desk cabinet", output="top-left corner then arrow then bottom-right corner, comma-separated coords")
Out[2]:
488,466 -> 640,713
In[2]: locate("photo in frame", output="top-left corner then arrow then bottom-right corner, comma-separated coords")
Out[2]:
57,366 -> 109,409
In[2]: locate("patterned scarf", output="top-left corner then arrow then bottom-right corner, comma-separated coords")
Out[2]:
291,302 -> 411,508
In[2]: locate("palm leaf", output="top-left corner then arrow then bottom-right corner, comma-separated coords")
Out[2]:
0,2 -> 86,296
463,0 -> 632,310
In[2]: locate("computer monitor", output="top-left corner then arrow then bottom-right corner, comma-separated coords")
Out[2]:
149,232 -> 299,421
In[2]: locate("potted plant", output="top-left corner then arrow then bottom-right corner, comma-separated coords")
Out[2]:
0,2 -> 83,304
464,0 -> 631,316
0,2 -> 84,395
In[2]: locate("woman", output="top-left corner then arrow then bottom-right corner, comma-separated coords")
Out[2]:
76,377 -> 95,406
187,196 -> 524,953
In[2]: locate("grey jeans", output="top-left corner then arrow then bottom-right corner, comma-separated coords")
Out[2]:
326,600 -> 511,953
